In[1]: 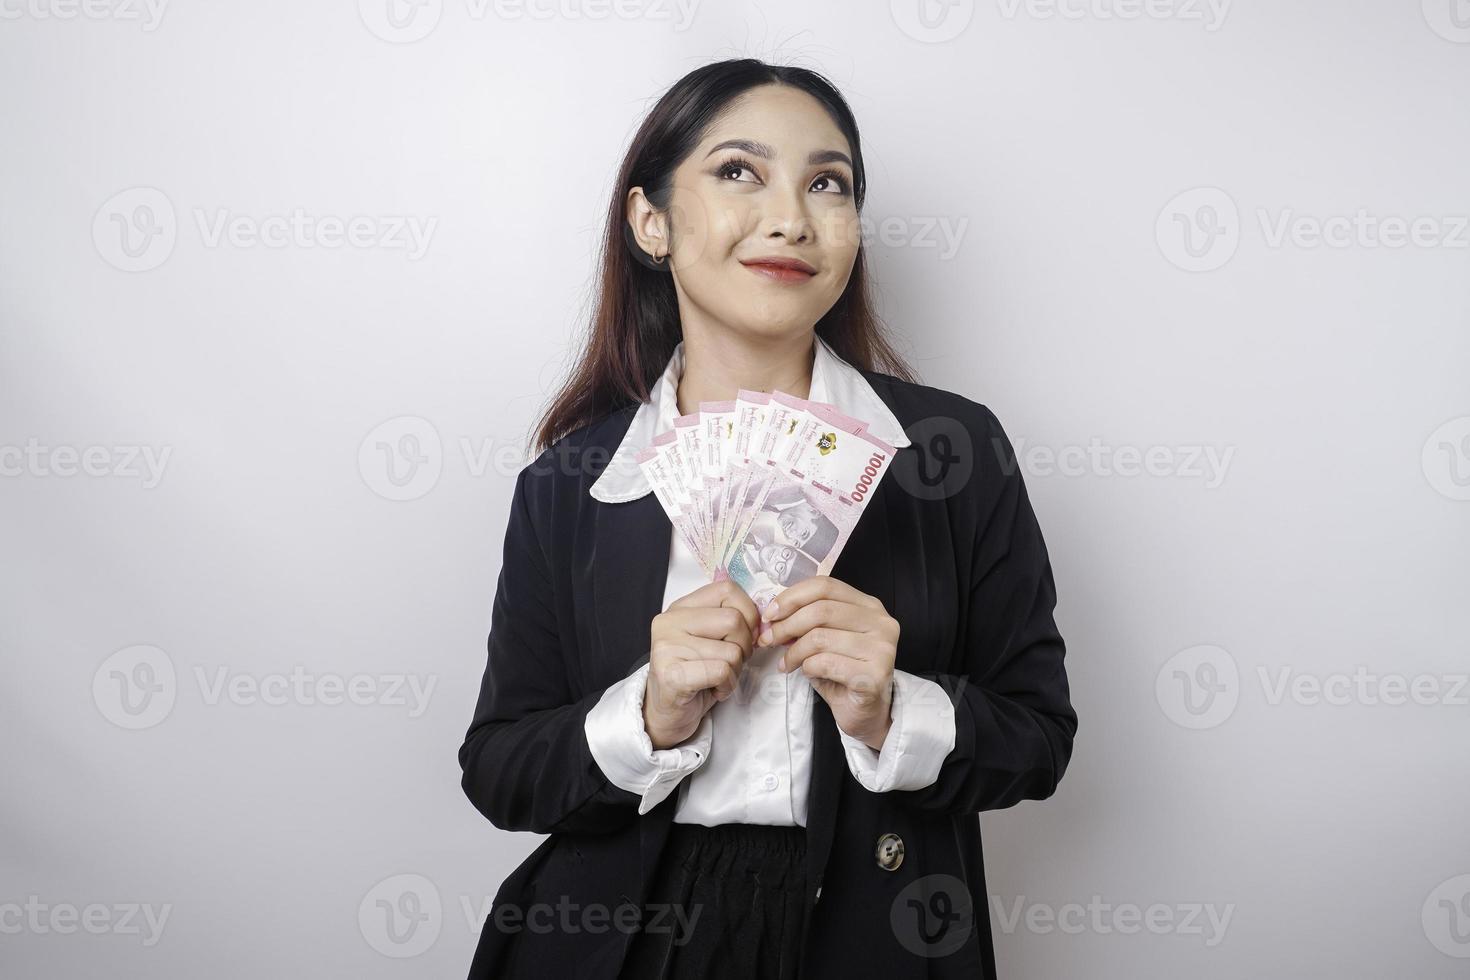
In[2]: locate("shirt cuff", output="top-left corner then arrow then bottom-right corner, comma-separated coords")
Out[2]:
583,662 -> 713,815
837,669 -> 957,793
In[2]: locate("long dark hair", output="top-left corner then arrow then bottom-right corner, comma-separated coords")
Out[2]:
532,58 -> 918,454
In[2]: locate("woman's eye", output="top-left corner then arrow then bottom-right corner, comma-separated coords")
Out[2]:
717,159 -> 759,183
811,172 -> 850,195
716,158 -> 851,197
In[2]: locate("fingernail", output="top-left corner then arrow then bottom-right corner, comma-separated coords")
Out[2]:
764,601 -> 779,619
759,625 -> 773,646
779,655 -> 787,672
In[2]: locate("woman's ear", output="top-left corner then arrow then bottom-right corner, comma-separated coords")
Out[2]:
625,186 -> 667,260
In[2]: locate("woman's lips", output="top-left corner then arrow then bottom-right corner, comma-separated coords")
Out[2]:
742,262 -> 817,283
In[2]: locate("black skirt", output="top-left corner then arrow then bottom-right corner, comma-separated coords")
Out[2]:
619,821 -> 808,980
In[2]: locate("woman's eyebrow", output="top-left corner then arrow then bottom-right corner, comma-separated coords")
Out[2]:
704,138 -> 852,169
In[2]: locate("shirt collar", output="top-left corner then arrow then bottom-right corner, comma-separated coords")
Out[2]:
589,333 -> 910,503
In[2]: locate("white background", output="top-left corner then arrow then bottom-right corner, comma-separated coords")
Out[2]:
2,1 -> 1467,976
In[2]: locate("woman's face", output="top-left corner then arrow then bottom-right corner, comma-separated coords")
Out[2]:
631,83 -> 860,340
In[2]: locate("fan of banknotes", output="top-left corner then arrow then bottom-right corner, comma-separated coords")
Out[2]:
636,388 -> 898,616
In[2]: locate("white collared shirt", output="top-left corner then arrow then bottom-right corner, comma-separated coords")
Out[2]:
582,334 -> 957,826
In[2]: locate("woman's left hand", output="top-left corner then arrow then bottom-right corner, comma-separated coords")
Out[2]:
758,575 -> 897,751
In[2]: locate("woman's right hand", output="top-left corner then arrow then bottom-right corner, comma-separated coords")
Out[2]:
644,579 -> 760,749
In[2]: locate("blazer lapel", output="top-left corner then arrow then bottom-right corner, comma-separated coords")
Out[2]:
588,486 -> 680,911
804,473 -> 898,909
590,488 -> 672,679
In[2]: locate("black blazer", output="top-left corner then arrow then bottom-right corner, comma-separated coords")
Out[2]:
458,368 -> 1079,979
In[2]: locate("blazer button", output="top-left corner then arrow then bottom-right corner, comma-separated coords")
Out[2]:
875,833 -> 904,871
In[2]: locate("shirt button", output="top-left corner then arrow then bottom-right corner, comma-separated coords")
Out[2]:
760,773 -> 779,791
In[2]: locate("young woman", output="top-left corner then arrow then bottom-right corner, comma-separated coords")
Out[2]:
458,58 -> 1078,980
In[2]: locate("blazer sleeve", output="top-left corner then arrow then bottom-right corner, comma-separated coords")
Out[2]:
889,405 -> 1079,817
458,462 -> 646,836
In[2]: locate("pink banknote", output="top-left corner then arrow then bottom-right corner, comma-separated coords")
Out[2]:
634,388 -> 897,615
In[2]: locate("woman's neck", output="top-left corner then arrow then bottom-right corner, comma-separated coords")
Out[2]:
675,330 -> 816,417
